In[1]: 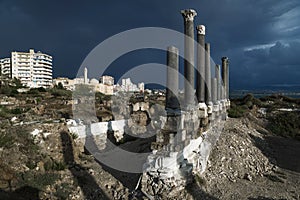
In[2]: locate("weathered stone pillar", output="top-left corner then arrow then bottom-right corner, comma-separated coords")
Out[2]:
211,78 -> 217,104
181,9 -> 197,108
166,46 -> 180,111
215,64 -> 221,101
205,43 -> 212,105
196,25 -> 206,103
220,84 -> 224,100
221,57 -> 229,99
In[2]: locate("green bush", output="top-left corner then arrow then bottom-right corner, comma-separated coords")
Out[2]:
70,132 -> 78,140
0,106 -> 10,118
52,161 -> 66,171
37,87 -> 47,92
0,132 -> 14,148
54,82 -> 64,90
26,160 -> 36,170
0,86 -> 19,96
27,88 -> 39,95
50,88 -> 72,98
54,182 -> 72,200
228,104 -> 248,118
10,108 -> 23,114
17,172 -> 59,191
267,111 -> 300,140
44,158 -> 66,171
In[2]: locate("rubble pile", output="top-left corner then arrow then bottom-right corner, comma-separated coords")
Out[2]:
205,118 -> 274,184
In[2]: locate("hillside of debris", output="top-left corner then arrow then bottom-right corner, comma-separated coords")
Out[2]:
186,94 -> 300,200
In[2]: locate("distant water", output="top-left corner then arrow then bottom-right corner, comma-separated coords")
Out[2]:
230,90 -> 300,99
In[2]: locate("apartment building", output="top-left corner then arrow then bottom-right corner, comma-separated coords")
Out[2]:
0,49 -> 53,88
0,58 -> 11,78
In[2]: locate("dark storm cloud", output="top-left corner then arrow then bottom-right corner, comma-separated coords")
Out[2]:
242,41 -> 300,86
0,0 -> 300,89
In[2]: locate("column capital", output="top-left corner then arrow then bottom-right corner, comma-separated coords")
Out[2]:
196,25 -> 206,35
222,57 -> 229,61
181,9 -> 197,21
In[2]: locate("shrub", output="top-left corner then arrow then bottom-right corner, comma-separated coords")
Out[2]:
17,172 -> 59,191
50,88 -> 72,98
54,182 -> 72,200
27,88 -> 39,95
0,132 -> 14,148
54,82 -> 64,90
26,160 -> 36,170
228,104 -> 248,118
10,108 -> 23,114
70,132 -> 78,140
52,161 -> 66,171
267,111 -> 300,141
0,106 -> 10,118
36,87 -> 47,92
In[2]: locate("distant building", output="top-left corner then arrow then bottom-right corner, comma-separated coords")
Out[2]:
73,77 -> 86,85
120,78 -> 137,92
100,75 -> 114,86
0,58 -> 11,78
1,49 -> 53,88
54,71 -> 114,95
138,82 -> 145,92
94,83 -> 114,95
117,78 -> 144,92
53,77 -> 75,90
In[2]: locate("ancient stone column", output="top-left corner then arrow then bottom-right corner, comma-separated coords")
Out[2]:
215,64 -> 221,101
221,57 -> 229,99
166,46 -> 179,110
211,78 -> 217,104
196,25 -> 206,103
205,43 -> 212,105
181,9 -> 197,108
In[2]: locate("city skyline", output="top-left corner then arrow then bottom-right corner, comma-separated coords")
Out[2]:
0,0 -> 300,90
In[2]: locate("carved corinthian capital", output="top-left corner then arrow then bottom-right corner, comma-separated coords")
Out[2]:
197,25 -> 206,35
181,9 -> 197,21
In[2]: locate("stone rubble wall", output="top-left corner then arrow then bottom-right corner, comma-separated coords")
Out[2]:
141,96 -> 229,198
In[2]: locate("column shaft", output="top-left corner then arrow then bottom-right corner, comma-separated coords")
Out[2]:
221,57 -> 229,99
215,64 -> 221,101
196,25 -> 206,103
211,78 -> 217,104
166,46 -> 179,110
181,9 -> 197,108
205,43 -> 211,105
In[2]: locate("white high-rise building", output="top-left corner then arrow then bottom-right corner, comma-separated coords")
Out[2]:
1,49 -> 53,88
0,58 -> 11,78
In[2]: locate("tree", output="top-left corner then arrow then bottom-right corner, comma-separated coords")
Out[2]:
56,82 -> 64,90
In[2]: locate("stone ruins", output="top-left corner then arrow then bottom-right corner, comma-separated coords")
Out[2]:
68,8 -> 230,198
141,9 -> 230,197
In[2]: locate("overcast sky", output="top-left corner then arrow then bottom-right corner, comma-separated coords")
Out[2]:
0,0 -> 300,90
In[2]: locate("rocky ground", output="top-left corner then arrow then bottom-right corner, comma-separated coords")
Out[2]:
1,90 -> 300,200
187,116 -> 300,200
